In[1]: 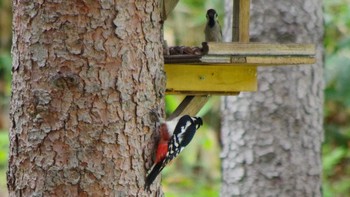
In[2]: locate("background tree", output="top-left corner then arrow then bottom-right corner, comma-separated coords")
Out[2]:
8,1 -> 164,196
221,0 -> 324,196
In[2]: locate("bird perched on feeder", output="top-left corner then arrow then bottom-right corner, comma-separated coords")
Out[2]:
204,9 -> 223,42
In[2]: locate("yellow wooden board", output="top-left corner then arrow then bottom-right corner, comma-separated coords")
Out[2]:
165,64 -> 257,95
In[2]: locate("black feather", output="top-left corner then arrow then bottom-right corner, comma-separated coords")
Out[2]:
145,162 -> 164,190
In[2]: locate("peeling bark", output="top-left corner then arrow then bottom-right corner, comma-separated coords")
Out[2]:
8,1 -> 164,196
221,0 -> 323,196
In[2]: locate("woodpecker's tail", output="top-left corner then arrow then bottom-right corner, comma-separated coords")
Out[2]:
145,162 -> 164,190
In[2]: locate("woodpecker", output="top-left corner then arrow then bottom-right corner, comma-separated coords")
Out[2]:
204,9 -> 222,42
145,115 -> 203,190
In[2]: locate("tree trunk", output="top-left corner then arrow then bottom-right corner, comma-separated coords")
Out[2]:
8,1 -> 164,196
221,0 -> 323,196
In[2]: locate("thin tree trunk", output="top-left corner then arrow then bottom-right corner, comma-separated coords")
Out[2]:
8,1 -> 164,196
221,0 -> 323,196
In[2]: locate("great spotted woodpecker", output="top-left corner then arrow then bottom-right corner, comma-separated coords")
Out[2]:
145,115 -> 203,189
204,9 -> 222,42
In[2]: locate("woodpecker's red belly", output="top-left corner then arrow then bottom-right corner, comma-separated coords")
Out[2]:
155,143 -> 168,163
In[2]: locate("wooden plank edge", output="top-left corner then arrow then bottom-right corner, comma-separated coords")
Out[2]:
164,55 -> 202,64
246,56 -> 316,65
202,42 -> 316,56
200,55 -> 316,65
165,90 -> 241,95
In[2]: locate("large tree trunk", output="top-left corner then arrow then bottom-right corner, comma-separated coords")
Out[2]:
221,0 -> 323,196
8,1 -> 164,196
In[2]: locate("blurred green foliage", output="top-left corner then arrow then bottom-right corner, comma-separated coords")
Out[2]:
0,131 -> 9,194
0,0 -> 11,194
164,0 -> 223,46
323,0 -> 350,196
1,0 -> 350,196
0,53 -> 11,96
0,0 -> 12,116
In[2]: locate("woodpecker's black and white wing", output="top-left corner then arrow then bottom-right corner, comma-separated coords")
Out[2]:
163,115 -> 203,164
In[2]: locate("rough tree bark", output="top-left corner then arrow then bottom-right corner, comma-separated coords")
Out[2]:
8,1 -> 164,196
221,0 -> 323,196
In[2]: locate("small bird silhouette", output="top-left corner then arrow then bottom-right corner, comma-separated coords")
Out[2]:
204,9 -> 223,42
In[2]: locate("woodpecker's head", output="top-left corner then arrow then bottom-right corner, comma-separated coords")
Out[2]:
206,9 -> 218,28
192,117 -> 203,129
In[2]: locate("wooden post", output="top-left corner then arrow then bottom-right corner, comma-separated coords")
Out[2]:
167,96 -> 210,120
239,0 -> 250,42
233,0 -> 250,42
232,0 -> 240,41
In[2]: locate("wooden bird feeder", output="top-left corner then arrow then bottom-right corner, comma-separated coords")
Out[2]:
163,0 -> 316,120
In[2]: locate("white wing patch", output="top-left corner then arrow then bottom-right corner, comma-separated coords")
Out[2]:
178,121 -> 192,142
